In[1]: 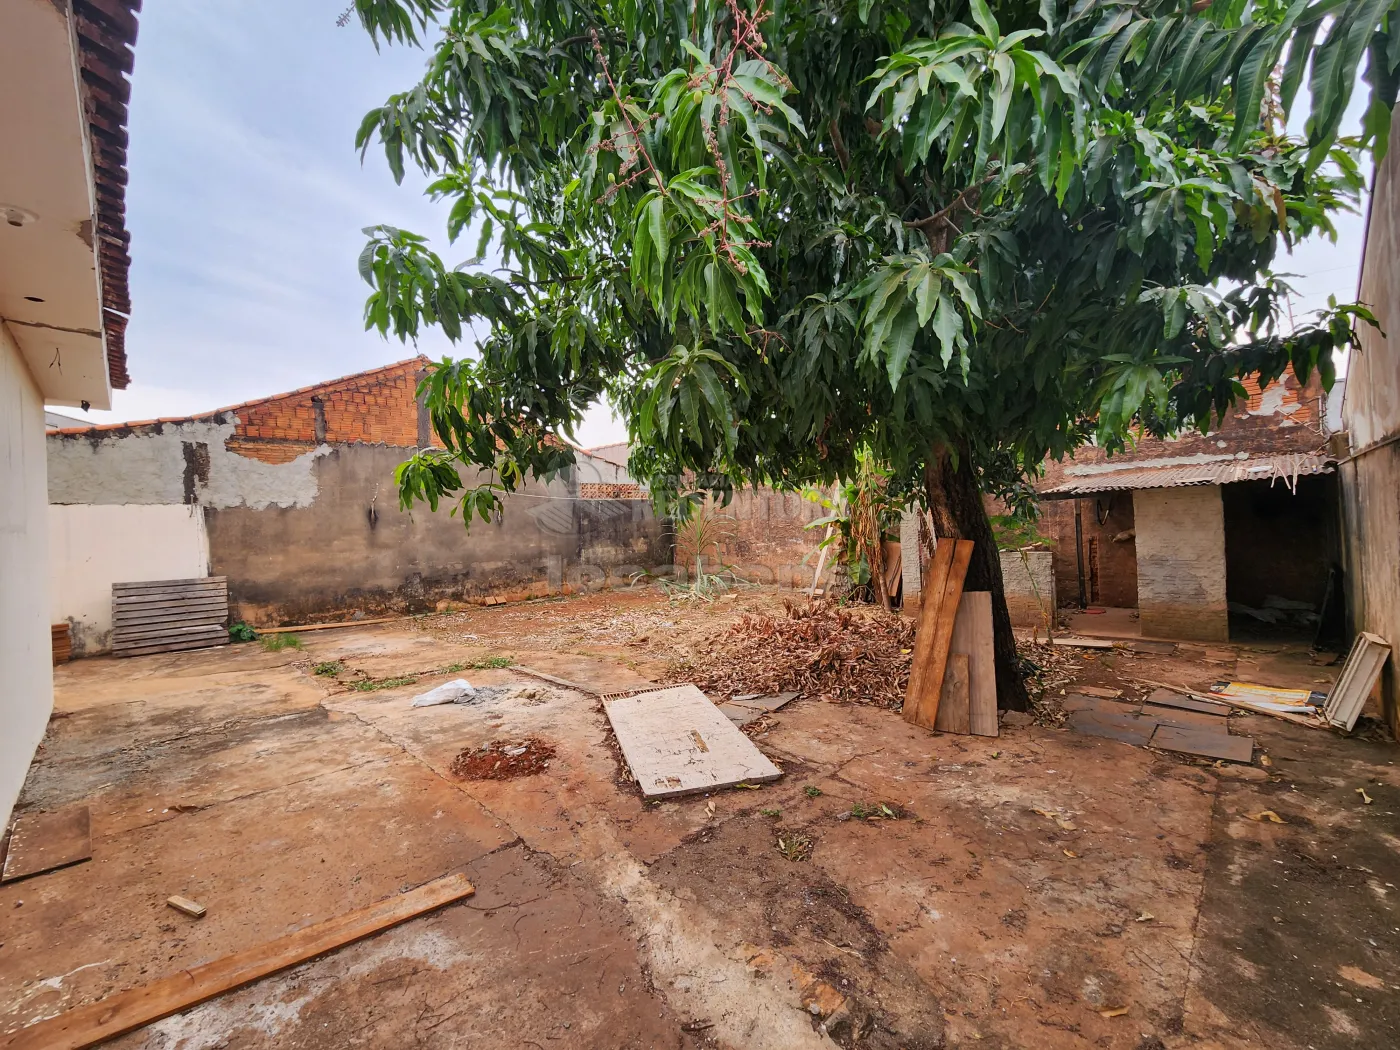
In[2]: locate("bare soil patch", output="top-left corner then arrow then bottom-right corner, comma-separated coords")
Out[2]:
449,737 -> 557,780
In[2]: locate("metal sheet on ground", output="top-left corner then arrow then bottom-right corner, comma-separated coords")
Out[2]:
1066,708 -> 1158,746
1141,704 -> 1231,730
1144,688 -> 1229,716
605,685 -> 782,798
2,805 -> 92,882
1149,724 -> 1254,763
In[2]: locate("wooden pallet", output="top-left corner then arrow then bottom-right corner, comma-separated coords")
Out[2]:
51,623 -> 72,666
111,577 -> 229,657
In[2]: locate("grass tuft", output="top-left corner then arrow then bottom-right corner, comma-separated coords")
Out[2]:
260,633 -> 303,652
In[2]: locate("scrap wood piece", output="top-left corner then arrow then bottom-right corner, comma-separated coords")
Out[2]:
605,684 -> 782,799
1149,724 -> 1254,764
904,539 -> 974,729
3,873 -> 475,1050
932,653 -> 971,734
952,591 -> 998,737
2,805 -> 92,883
1141,704 -> 1231,731
166,895 -> 206,918
514,665 -> 601,695
1325,632 -> 1392,732
111,577 -> 230,658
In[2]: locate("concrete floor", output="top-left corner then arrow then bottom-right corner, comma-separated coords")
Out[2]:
2,591 -> 1397,1049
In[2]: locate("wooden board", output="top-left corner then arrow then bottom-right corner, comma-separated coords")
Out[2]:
903,539 -> 955,714
904,539 -> 974,729
604,684 -> 782,798
3,873 -> 475,1050
932,653 -> 970,734
1325,632 -> 1392,732
2,806 -> 91,883
950,591 -> 998,737
111,578 -> 229,658
1149,724 -> 1254,763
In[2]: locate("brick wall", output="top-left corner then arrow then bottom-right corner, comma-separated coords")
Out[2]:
225,358 -> 425,463
1134,486 -> 1228,641
1038,492 -> 1139,609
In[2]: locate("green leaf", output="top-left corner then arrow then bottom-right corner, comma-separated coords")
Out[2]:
968,0 -> 1000,42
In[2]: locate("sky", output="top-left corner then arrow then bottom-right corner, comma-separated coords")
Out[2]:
59,3 -> 1368,434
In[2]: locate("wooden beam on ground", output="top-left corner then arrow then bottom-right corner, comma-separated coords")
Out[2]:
262,617 -> 404,634
904,539 -> 974,729
3,873 -> 475,1050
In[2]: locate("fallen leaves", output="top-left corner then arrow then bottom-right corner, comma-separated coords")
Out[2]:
1033,808 -> 1078,831
671,599 -> 915,706
1247,810 -> 1287,824
1357,787 -> 1374,805
1098,1006 -> 1130,1019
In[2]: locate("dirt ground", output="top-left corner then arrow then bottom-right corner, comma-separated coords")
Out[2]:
2,588 -> 1397,1049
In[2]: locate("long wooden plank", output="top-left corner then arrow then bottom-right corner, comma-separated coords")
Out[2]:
112,629 -> 229,651
114,596 -> 228,613
112,576 -> 226,594
604,684 -> 782,798
112,634 -> 231,657
932,653 -> 970,734
903,539 -> 956,716
2,873 -> 475,1050
906,539 -> 974,729
264,617 -> 403,634
951,591 -> 998,737
113,610 -> 229,631
112,622 -> 230,642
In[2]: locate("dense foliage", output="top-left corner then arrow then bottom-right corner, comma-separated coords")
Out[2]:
355,0 -> 1390,520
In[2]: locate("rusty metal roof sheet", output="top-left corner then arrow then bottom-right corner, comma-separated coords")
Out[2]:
1039,452 -> 1334,498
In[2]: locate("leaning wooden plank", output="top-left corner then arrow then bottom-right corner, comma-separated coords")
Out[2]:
903,540 -> 957,720
112,612 -> 229,634
1,806 -> 91,883
605,684 -> 782,798
113,596 -> 229,613
951,591 -> 998,737
932,653 -> 971,734
906,539 -> 974,729
2,873 -> 475,1050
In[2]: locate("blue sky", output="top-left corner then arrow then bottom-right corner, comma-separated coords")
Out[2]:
63,3 -> 1366,435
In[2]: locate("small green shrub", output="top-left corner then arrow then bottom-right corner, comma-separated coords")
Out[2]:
804,786 -> 823,798
313,661 -> 344,676
229,622 -> 258,643
468,655 -> 513,669
260,633 -> 303,652
760,807 -> 782,819
352,675 -> 418,692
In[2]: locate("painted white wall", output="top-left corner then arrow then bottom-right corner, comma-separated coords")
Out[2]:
50,504 -> 210,656
0,320 -> 53,829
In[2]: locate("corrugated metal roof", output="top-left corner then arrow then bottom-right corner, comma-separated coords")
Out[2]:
1039,452 -> 1334,498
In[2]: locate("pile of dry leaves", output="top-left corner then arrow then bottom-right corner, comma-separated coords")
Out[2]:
674,599 -> 915,707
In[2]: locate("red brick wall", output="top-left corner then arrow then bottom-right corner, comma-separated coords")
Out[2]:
227,358 -> 425,463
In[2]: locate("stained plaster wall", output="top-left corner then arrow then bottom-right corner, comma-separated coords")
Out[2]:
204,445 -> 670,625
1134,486 -> 1229,642
1342,104 -> 1400,731
48,417 -> 327,509
1,321 -> 52,829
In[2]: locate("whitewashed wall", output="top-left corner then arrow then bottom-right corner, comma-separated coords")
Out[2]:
50,504 -> 210,656
1,322 -> 53,829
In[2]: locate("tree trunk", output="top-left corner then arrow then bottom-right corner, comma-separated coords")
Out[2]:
923,442 -> 1030,712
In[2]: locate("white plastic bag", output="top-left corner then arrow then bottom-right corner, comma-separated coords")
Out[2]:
410,679 -> 477,707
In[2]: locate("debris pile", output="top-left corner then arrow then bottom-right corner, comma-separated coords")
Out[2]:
676,599 -> 915,706
449,738 -> 556,780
